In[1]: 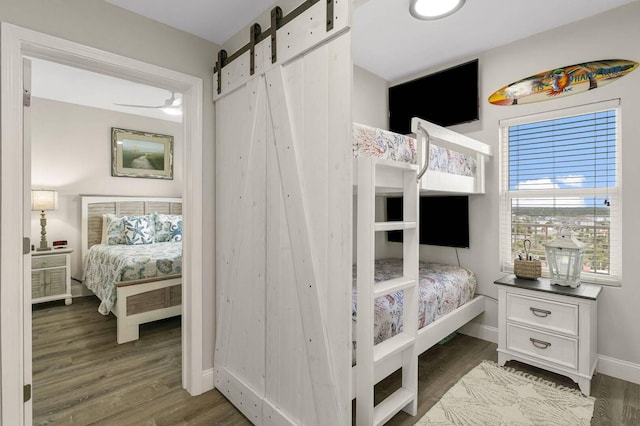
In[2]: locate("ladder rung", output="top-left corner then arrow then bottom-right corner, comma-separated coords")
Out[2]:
374,277 -> 416,299
373,332 -> 414,364
374,221 -> 417,232
373,387 -> 415,426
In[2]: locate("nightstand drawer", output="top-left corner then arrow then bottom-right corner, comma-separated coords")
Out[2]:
507,293 -> 578,336
32,255 -> 66,269
506,323 -> 578,370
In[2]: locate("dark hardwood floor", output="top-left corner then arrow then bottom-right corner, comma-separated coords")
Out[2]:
34,297 -> 638,425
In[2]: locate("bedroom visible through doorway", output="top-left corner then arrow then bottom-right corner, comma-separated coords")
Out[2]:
1,23 -> 205,424
28,58 -> 185,423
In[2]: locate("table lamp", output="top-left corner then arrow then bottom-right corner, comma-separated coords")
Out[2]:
31,189 -> 58,251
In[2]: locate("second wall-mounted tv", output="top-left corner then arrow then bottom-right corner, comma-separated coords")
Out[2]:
388,59 -> 479,134
386,195 -> 470,249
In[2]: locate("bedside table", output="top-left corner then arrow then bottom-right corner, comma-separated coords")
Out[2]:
494,274 -> 601,395
31,248 -> 73,305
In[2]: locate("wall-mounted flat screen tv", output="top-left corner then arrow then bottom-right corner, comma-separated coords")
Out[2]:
386,195 -> 470,248
388,59 -> 479,134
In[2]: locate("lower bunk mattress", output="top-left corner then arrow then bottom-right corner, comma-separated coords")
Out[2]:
82,242 -> 182,315
352,258 -> 477,363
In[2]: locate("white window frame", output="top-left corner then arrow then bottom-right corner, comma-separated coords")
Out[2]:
499,99 -> 622,286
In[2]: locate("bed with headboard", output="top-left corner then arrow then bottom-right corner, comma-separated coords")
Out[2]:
81,195 -> 183,343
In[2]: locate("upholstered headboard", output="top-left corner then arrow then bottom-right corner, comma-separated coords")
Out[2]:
80,195 -> 182,263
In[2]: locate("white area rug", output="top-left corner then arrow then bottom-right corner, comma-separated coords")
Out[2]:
417,360 -> 595,425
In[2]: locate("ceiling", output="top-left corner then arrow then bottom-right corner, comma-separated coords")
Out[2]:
30,58 -> 182,123
106,0 -> 637,82
31,0 -> 636,117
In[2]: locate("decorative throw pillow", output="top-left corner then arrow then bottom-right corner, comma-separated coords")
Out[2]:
102,214 -> 127,245
153,212 -> 183,242
124,215 -> 155,245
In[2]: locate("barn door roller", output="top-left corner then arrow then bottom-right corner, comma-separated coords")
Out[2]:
214,0 -> 336,94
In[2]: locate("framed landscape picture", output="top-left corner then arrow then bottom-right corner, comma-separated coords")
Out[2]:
111,127 -> 173,179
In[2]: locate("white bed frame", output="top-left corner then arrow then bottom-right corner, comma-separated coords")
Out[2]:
81,196 -> 182,344
350,295 -> 486,398
353,117 -> 491,424
353,118 -> 493,195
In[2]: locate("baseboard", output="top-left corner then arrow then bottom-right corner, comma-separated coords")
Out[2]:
459,322 -> 498,344
597,354 -> 640,385
202,368 -> 215,392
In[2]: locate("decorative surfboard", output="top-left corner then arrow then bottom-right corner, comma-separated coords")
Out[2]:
489,59 -> 638,105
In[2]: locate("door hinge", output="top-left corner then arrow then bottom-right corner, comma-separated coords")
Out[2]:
24,237 -> 31,255
24,384 -> 31,402
23,88 -> 31,107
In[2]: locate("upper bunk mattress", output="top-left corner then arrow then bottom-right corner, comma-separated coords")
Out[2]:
353,123 -> 477,177
83,242 -> 182,315
352,258 -> 477,362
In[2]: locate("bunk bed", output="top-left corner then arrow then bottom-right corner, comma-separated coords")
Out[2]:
353,117 -> 492,425
352,120 -> 491,194
80,196 -> 183,344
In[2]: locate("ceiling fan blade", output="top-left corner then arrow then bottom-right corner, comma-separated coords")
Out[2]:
113,103 -> 165,108
114,92 -> 181,110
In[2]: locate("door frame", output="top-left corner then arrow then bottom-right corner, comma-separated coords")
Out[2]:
1,23 -> 205,424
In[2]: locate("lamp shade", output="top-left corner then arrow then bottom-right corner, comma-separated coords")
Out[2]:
31,190 -> 58,211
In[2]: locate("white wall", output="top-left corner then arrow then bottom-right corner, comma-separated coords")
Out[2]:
472,2 -> 640,370
1,0 -> 218,372
30,97 -> 183,292
353,66 -> 388,129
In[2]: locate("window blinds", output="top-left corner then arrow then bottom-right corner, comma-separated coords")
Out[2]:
499,100 -> 621,285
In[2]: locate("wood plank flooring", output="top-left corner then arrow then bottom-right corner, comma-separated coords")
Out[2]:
32,296 -> 249,426
34,297 -> 639,425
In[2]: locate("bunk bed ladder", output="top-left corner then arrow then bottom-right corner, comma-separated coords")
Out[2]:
356,158 -> 419,426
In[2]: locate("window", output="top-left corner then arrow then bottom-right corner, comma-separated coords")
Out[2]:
500,100 -> 621,285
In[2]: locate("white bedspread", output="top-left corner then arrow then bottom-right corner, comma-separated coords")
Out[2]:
82,242 -> 182,315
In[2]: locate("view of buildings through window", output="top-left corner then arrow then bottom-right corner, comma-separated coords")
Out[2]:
503,107 -> 617,279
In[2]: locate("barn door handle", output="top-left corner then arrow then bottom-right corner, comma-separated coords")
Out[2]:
530,307 -> 551,317
530,338 -> 551,349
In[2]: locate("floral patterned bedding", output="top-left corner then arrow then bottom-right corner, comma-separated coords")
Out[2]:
352,123 -> 477,177
352,258 -> 477,363
82,242 -> 182,315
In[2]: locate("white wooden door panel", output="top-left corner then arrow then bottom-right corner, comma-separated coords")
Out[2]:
265,63 -> 341,425
275,0 -> 350,69
265,191 -> 316,425
215,77 -> 267,423
323,32 -> 353,421
214,7 -> 351,423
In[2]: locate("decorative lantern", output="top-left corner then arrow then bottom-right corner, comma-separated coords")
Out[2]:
544,229 -> 585,288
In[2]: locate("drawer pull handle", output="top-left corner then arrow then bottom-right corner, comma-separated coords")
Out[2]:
530,338 -> 552,349
530,307 -> 551,317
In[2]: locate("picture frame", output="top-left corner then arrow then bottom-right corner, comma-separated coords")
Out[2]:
111,127 -> 173,179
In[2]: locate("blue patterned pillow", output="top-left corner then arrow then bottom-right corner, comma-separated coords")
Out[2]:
153,212 -> 183,242
124,215 -> 155,245
102,214 -> 127,245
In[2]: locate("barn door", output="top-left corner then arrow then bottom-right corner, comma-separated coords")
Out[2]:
214,1 -> 352,424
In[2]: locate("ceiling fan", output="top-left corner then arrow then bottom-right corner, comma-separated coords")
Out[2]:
114,91 -> 182,115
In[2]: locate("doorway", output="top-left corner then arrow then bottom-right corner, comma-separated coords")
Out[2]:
1,23 -> 205,425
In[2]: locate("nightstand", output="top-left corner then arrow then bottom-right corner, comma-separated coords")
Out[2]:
31,248 -> 73,305
494,274 -> 601,395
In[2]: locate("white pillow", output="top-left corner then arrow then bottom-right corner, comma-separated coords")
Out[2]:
101,213 -> 127,245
